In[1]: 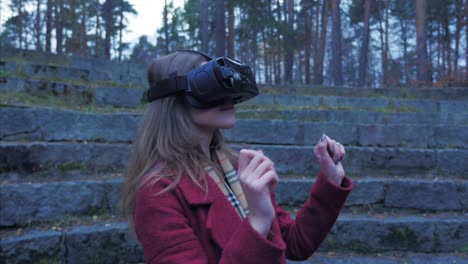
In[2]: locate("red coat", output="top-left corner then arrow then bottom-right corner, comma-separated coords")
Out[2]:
134,172 -> 353,264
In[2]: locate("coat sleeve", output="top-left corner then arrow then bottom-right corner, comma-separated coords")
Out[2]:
273,172 -> 353,261
134,179 -> 286,264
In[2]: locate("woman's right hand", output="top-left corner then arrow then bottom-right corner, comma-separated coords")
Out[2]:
238,149 -> 279,238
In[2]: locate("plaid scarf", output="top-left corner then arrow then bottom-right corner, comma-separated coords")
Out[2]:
205,150 -> 249,219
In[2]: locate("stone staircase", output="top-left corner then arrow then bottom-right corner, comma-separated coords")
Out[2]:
0,49 -> 467,264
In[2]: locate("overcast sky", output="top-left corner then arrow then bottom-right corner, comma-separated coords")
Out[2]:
0,0 -> 184,45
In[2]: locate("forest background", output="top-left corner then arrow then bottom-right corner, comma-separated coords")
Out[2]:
0,0 -> 466,88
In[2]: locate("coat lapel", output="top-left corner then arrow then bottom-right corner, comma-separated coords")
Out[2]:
178,174 -> 242,248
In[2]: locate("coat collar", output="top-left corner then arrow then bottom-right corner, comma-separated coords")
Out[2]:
177,173 -> 243,248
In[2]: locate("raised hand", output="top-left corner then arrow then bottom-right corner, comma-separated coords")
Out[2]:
238,149 -> 279,237
313,133 -> 346,186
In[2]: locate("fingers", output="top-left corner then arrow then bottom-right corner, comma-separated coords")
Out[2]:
238,148 -> 278,190
314,134 -> 345,164
256,170 -> 279,190
238,149 -> 259,174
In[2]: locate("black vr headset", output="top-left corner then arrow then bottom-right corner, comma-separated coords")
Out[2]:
147,50 -> 259,108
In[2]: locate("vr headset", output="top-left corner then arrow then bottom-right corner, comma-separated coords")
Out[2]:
147,50 -> 259,108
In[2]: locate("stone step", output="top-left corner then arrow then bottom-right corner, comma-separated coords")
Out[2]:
236,108 -> 468,125
1,177 -> 466,227
236,144 -> 467,179
0,221 -> 142,264
224,119 -> 468,149
3,78 -> 468,112
2,106 -> 466,149
259,84 -> 468,101
288,252 -> 468,264
0,49 -> 147,85
1,212 -> 466,263
321,213 -> 467,254
0,78 -> 146,108
0,142 -> 466,179
244,93 -> 468,114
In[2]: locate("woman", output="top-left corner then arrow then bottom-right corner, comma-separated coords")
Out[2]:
122,50 -> 353,263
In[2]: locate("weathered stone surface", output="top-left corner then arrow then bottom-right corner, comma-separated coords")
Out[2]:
440,100 -> 468,114
237,109 -> 468,126
65,222 -> 142,264
275,178 -> 385,207
0,107 -> 39,139
435,125 -> 468,148
0,142 -> 131,174
289,253 -> 468,264
275,179 -> 314,206
323,215 -> 437,252
302,122 -> 358,146
235,144 -> 318,175
247,94 -> 446,113
0,106 -> 140,142
22,63 -> 90,82
384,180 -> 463,211
2,142 -> 466,178
0,222 -> 143,264
0,230 -> 63,263
391,98 -> 439,112
460,181 -> 468,210
345,178 -> 385,206
223,119 -> 304,145
94,87 -> 145,107
437,149 -> 468,177
358,125 -> 436,148
435,219 -> 467,252
36,108 -> 139,142
0,179 -> 122,226
337,147 -> 438,177
0,78 -> 25,92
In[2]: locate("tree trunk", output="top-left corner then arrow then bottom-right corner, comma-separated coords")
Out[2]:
466,0 -> 468,82
18,0 -> 24,49
304,0 -> 312,84
103,0 -> 113,59
227,3 -> 235,58
416,0 -> 431,85
384,1 -> 390,86
284,0 -> 294,83
314,0 -> 328,85
45,0 -> 53,52
399,16 -> 409,85
378,4 -> 388,87
118,3 -> 124,61
444,6 -> 451,85
262,30 -> 269,84
81,0 -> 88,57
95,0 -> 101,57
275,0 -> 282,84
55,0 -> 63,53
200,0 -> 209,53
453,0 -> 462,76
331,0 -> 343,86
163,0 -> 170,54
35,0 -> 43,51
215,0 -> 225,56
358,0 -> 372,87
312,1 -> 320,83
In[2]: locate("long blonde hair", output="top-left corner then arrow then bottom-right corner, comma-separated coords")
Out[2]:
122,51 -> 237,221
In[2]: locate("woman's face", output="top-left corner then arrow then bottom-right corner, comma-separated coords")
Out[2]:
188,100 -> 236,132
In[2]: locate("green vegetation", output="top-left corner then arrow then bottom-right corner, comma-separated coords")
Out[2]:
0,91 -> 147,114
57,163 -> 86,171
35,257 -> 61,264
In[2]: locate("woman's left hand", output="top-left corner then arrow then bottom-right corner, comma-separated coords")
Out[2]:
313,134 -> 346,186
